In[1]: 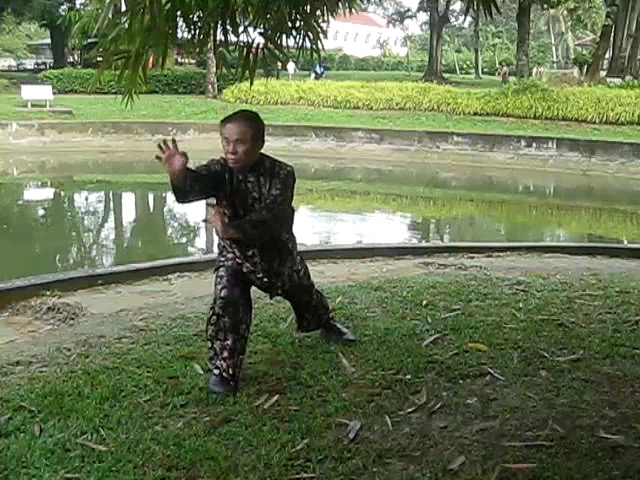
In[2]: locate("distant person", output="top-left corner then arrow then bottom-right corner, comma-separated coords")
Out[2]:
276,61 -> 282,80
155,110 -> 356,395
287,59 -> 297,80
312,62 -> 326,81
498,63 -> 510,86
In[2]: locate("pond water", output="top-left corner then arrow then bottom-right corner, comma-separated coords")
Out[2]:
2,161 -> 640,282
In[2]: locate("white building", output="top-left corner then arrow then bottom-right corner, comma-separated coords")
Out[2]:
323,12 -> 408,58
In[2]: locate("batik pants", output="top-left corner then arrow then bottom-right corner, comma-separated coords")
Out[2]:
205,254 -> 333,386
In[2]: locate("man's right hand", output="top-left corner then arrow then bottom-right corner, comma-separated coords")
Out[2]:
156,138 -> 188,178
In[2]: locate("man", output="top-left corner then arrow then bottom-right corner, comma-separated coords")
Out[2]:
286,58 -> 297,81
499,63 -> 510,86
156,110 -> 356,395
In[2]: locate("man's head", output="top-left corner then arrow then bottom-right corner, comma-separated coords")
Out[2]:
219,110 -> 265,170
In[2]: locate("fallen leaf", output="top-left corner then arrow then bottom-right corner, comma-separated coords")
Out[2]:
540,350 -> 584,362
398,386 -> 428,415
472,420 -> 500,433
62,475 -> 82,479
335,296 -> 343,305
385,415 -> 393,431
19,403 -> 38,413
467,342 -> 489,352
337,352 -> 355,375
501,464 -> 537,469
503,441 -> 554,447
422,333 -> 443,347
0,414 -> 10,425
253,394 -> 269,407
346,420 -> 362,443
346,386 -> 382,395
447,455 -> 466,471
291,439 -> 309,453
34,423 -> 42,437
288,474 -> 316,480
429,400 -> 444,415
288,406 -> 301,411
192,362 -> 205,375
76,439 -> 109,451
441,310 -> 463,319
263,394 -> 280,410
596,430 -> 625,442
486,367 -> 505,381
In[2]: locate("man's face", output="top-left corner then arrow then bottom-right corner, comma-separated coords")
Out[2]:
221,122 -> 261,169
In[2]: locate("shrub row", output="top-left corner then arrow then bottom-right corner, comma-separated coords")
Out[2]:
222,80 -> 640,125
40,67 -> 236,94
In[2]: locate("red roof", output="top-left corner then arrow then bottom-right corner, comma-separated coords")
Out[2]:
335,12 -> 387,28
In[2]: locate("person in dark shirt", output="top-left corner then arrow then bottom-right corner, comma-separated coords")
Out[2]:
156,110 -> 356,394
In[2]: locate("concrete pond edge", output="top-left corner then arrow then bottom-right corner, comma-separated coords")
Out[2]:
1,243 -> 639,306
3,120 -> 640,163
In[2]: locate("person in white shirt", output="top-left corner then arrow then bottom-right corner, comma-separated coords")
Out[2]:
286,59 -> 297,80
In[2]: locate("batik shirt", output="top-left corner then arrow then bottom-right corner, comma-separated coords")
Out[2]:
170,153 -> 298,296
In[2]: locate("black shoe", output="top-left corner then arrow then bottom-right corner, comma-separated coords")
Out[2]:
208,372 -> 235,395
320,321 -> 357,343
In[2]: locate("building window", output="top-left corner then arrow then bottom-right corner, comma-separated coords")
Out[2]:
344,32 -> 349,42
365,34 -> 371,44
394,38 -> 399,47
333,30 -> 339,41
353,33 -> 359,42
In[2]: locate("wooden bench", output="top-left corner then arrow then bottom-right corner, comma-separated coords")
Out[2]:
20,84 -> 54,109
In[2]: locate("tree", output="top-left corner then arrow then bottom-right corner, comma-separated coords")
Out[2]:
606,0 -> 632,77
586,0 -> 619,81
83,0 -> 363,103
463,0 -> 501,80
0,12 -> 47,59
2,0 -> 76,68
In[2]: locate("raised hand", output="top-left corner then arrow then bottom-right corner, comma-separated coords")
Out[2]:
155,138 -> 189,177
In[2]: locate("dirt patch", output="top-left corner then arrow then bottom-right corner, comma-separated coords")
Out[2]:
1,253 -> 639,363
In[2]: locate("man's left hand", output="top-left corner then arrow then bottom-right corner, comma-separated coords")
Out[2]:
207,206 -> 227,232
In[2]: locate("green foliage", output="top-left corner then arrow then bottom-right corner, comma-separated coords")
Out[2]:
0,12 -> 47,58
40,67 -> 237,94
83,0 -> 360,104
0,78 -> 12,93
223,79 -> 640,125
573,50 -> 593,68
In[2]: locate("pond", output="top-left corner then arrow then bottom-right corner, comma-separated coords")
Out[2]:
2,160 -> 640,282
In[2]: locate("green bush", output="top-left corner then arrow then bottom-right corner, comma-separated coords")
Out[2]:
0,78 -> 13,94
40,67 -> 237,94
222,79 -> 640,125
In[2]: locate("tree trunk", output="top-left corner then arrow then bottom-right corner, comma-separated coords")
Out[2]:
112,192 -> 124,265
473,12 -> 482,78
607,0 -> 632,77
49,22 -> 67,69
624,1 -> 640,75
586,0 -> 619,82
559,11 -> 575,66
549,12 -> 558,69
423,0 -> 450,82
516,0 -> 532,78
205,30 -> 218,99
629,17 -> 640,77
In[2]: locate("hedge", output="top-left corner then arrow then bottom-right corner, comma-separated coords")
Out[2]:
40,67 -> 236,94
222,80 -> 640,125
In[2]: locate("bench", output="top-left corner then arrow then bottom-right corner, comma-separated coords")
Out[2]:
20,84 -> 54,109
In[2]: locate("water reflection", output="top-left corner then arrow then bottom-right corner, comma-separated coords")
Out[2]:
0,180 -> 638,282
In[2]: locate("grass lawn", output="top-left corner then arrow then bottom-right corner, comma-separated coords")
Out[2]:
2,274 -> 640,479
1,93 -> 639,143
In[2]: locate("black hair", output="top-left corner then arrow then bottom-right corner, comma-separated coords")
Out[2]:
219,109 -> 265,147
